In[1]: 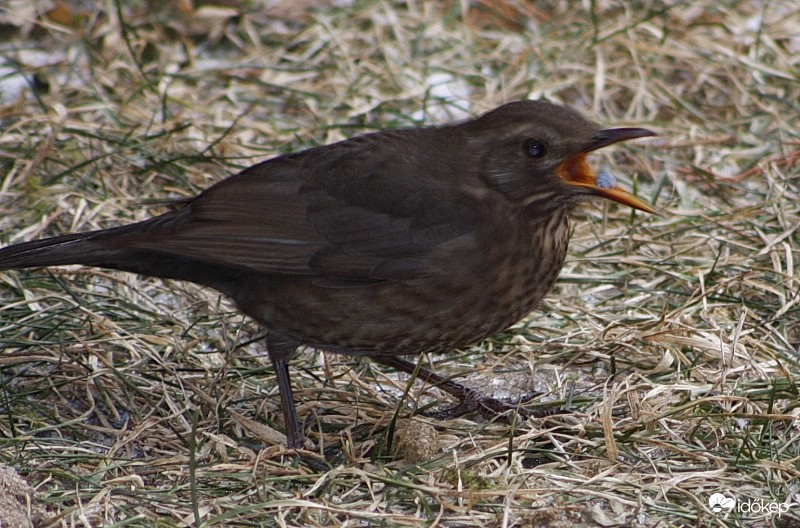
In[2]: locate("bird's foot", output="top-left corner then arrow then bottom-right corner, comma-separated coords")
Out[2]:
422,388 -> 552,421
373,355 -> 561,423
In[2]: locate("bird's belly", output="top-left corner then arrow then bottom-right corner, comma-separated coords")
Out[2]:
250,244 -> 566,357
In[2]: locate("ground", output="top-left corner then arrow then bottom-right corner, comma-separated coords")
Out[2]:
0,1 -> 798,527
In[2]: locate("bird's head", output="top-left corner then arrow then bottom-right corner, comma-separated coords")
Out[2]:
460,100 -> 656,214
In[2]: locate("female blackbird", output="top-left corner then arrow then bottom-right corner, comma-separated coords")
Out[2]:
0,101 -> 655,448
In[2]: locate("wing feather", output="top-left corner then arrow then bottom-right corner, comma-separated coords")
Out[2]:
109,129 -> 481,283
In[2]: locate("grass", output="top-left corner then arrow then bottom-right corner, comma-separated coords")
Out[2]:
0,0 -> 798,526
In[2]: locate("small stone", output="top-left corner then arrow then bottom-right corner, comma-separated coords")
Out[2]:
393,419 -> 440,463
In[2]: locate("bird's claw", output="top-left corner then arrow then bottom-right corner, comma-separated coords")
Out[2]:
422,388 -> 555,421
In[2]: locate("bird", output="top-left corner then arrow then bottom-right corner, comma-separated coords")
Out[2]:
0,100 -> 656,449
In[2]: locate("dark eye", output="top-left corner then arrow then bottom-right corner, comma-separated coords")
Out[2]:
523,138 -> 547,158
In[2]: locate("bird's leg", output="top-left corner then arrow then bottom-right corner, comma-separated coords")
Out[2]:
373,355 -> 547,421
266,337 -> 304,449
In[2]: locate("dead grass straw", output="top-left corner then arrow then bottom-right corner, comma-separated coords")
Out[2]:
0,1 -> 798,526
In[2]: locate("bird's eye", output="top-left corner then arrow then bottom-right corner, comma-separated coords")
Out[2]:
523,138 -> 547,158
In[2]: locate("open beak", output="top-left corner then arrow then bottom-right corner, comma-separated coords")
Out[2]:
557,127 -> 657,214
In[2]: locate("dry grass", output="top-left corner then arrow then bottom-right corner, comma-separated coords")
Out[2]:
0,0 -> 798,527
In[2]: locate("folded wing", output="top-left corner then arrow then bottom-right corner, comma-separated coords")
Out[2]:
111,130 -> 481,283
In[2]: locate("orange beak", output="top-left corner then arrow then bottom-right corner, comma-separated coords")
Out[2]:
557,128 -> 657,214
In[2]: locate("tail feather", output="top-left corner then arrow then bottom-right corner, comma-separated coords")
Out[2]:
0,225 -> 245,300
0,232 -> 122,270
0,212 -> 181,272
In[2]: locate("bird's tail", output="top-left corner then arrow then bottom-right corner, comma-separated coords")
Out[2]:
0,231 -> 125,270
0,222 -> 244,300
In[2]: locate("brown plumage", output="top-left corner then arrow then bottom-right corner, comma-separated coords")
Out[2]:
0,100 -> 655,448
